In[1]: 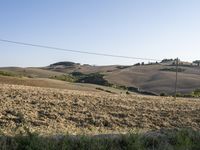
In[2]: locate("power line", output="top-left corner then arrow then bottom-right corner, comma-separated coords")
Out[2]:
0,38 -> 162,61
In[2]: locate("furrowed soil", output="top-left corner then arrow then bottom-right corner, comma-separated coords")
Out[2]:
0,83 -> 200,135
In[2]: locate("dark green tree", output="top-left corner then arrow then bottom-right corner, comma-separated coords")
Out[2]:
193,60 -> 200,66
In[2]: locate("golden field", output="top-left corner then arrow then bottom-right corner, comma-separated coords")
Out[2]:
0,83 -> 199,135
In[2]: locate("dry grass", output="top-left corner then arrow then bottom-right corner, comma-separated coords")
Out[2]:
0,83 -> 200,136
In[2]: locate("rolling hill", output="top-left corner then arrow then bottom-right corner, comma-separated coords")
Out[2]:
1,61 -> 200,95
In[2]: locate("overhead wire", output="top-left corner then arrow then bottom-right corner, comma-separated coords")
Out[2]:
0,38 -> 162,62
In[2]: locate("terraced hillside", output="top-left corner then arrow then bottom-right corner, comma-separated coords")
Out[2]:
0,83 -> 199,135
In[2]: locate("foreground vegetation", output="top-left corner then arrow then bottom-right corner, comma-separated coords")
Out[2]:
0,128 -> 199,150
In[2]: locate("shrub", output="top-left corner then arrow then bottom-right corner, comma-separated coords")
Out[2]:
192,89 -> 200,97
160,93 -> 167,96
176,93 -> 182,97
51,72 -> 111,86
133,63 -> 140,66
70,71 -> 84,76
76,73 -> 110,86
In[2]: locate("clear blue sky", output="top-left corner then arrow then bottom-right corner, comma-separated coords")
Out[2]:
0,0 -> 200,67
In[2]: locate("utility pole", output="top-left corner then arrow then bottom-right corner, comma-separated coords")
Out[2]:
174,57 -> 178,99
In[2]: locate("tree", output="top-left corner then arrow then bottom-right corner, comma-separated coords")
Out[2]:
193,60 -> 200,66
161,58 -> 173,63
134,63 -> 140,66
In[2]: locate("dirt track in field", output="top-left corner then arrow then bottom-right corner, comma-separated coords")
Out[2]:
0,84 -> 200,135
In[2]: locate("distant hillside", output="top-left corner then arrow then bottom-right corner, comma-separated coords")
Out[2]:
105,64 -> 200,95
1,60 -> 200,95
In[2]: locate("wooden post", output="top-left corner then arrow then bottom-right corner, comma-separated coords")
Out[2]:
174,57 -> 178,99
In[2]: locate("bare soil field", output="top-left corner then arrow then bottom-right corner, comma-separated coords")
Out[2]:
0,83 -> 200,135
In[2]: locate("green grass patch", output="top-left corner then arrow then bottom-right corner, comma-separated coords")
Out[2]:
0,71 -> 17,77
191,89 -> 200,97
0,128 -> 199,149
50,74 -> 77,82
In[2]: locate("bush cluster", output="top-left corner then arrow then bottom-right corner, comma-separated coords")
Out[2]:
51,72 -> 111,86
